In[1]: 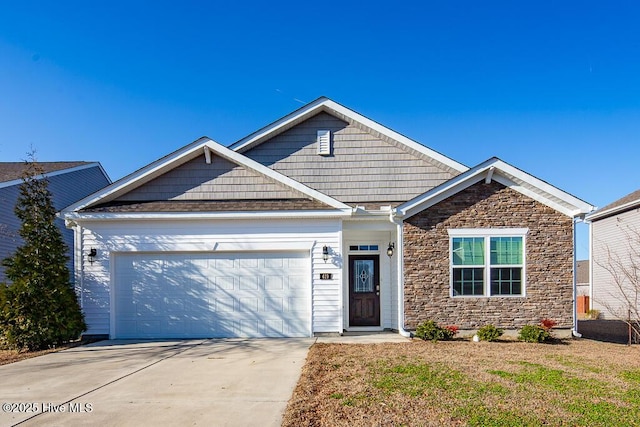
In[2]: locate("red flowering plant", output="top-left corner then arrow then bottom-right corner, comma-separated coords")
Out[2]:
445,325 -> 459,336
540,318 -> 557,331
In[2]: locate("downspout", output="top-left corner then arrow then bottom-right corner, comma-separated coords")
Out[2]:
572,216 -> 582,338
390,210 -> 412,338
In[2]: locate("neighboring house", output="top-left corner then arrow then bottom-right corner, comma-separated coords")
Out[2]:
62,98 -> 594,339
586,188 -> 640,321
576,260 -> 590,296
0,162 -> 111,283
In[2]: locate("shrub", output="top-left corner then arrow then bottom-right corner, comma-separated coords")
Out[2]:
585,309 -> 600,320
477,325 -> 504,342
0,157 -> 86,350
415,320 -> 458,342
518,325 -> 551,343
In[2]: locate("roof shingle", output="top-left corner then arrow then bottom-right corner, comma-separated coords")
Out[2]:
82,199 -> 336,213
0,162 -> 92,183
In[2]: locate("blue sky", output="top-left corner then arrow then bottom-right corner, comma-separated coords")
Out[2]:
1,1 -> 639,259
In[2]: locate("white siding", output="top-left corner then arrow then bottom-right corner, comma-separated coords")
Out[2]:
591,209 -> 640,319
75,218 -> 342,336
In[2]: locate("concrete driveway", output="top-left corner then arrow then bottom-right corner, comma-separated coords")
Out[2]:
0,338 -> 313,427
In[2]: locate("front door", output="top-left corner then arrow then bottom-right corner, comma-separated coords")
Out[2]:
349,255 -> 380,326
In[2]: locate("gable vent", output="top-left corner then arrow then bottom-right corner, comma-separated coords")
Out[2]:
317,130 -> 331,156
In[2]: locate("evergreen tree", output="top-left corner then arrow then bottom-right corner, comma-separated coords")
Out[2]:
0,156 -> 86,350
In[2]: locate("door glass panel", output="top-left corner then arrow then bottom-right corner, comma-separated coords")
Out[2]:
354,260 -> 374,293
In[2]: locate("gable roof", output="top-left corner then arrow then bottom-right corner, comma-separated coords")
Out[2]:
62,137 -> 351,218
396,157 -> 595,219
0,162 -> 108,189
230,97 -> 468,174
585,188 -> 640,222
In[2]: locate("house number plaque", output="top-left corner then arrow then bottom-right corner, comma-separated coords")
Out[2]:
319,273 -> 333,280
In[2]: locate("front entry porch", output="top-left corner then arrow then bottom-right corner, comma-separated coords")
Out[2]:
342,223 -> 398,332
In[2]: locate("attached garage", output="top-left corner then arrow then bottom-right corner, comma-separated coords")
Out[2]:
112,251 -> 311,339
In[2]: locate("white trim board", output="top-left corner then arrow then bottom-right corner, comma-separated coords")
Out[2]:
397,157 -> 595,219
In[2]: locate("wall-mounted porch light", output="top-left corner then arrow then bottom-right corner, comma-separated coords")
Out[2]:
322,245 -> 329,263
387,242 -> 395,257
88,248 -> 97,264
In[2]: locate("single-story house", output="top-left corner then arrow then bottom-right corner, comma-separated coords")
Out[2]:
62,98 -> 594,339
586,188 -> 640,322
0,162 -> 111,283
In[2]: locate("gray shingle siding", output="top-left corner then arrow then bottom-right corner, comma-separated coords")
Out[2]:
116,155 -> 304,201
242,112 -> 458,206
0,165 -> 110,282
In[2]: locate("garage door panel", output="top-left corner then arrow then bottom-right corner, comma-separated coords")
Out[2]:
213,276 -> 235,290
239,276 -> 259,290
264,297 -> 283,312
288,276 -> 307,289
114,252 -> 310,339
265,276 -> 284,290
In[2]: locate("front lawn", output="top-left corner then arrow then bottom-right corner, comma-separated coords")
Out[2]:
283,339 -> 640,426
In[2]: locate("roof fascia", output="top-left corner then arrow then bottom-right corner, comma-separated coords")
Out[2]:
0,162 -> 108,190
397,158 -> 595,219
586,199 -> 640,222
493,159 -> 594,216
230,97 -> 468,173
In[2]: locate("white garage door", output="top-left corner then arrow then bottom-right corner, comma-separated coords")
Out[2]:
113,252 -> 310,339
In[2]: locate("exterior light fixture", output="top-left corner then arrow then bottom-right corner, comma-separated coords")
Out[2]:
322,245 -> 329,263
88,248 -> 97,264
387,242 -> 395,257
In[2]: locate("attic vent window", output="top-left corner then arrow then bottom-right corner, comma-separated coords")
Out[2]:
317,130 -> 331,156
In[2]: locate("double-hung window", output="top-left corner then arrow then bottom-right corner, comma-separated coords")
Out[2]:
449,229 -> 527,297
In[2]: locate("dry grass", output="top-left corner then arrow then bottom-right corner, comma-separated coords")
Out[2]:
0,340 -> 87,366
283,339 -> 640,427
0,348 -> 61,366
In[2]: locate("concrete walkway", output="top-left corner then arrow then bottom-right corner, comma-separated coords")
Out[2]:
316,331 -> 411,344
0,338 -> 313,427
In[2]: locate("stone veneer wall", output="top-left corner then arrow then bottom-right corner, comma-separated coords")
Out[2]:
403,180 -> 573,330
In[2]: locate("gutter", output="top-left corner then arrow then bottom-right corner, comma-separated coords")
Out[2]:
572,216 -> 583,338
62,209 -> 353,222
389,210 -> 412,338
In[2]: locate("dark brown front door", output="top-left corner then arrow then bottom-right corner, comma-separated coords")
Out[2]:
349,255 -> 380,326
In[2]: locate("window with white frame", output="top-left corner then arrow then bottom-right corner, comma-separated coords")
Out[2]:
448,229 -> 527,297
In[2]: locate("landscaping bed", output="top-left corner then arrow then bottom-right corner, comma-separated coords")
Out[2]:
283,339 -> 640,426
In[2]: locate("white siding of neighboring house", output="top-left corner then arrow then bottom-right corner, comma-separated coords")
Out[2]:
591,208 -> 640,320
73,218 -> 343,336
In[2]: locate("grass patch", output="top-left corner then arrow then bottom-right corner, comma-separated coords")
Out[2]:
373,362 -> 467,397
283,340 -> 640,426
488,361 -> 608,396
